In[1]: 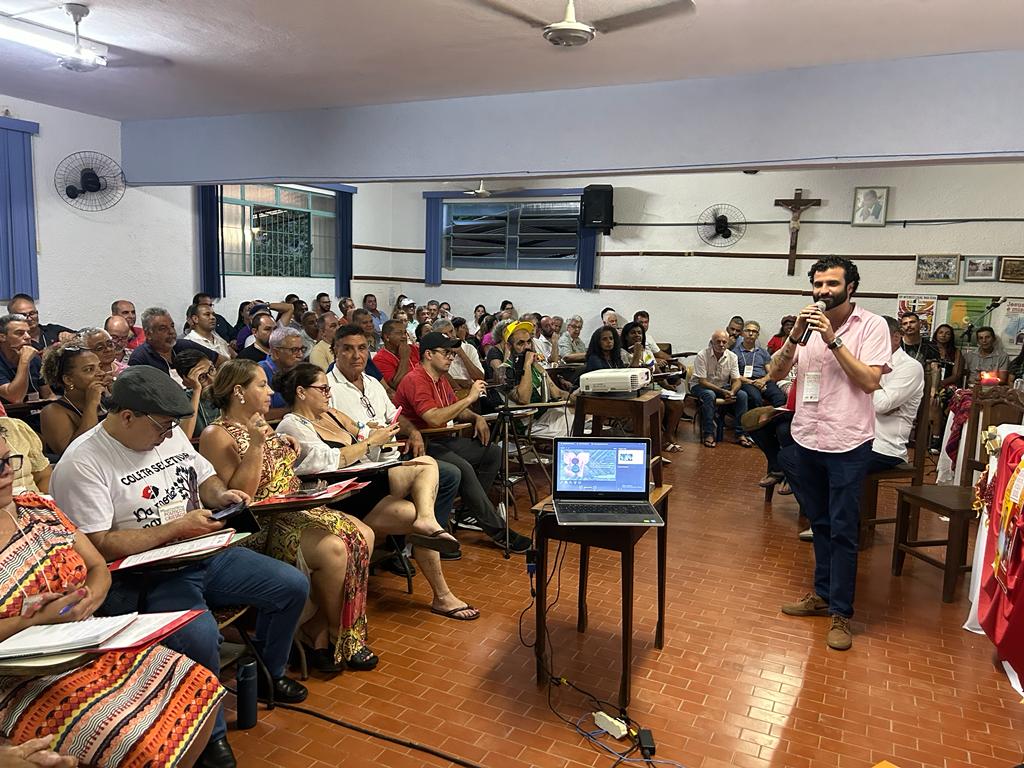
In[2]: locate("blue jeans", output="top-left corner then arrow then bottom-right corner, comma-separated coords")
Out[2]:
434,459 -> 461,529
779,440 -> 873,618
101,547 -> 309,741
740,381 -> 787,408
691,384 -> 750,439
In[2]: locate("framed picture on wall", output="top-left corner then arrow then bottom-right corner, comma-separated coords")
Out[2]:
963,256 -> 999,282
851,186 -> 889,227
999,257 -> 1024,283
915,254 -> 960,285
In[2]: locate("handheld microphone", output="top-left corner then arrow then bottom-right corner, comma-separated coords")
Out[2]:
798,301 -> 828,346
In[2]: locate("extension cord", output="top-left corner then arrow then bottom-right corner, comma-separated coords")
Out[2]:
592,711 -> 628,740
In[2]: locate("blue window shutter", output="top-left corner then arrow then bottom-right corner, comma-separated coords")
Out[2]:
0,118 -> 40,299
576,226 -> 597,291
424,197 -> 442,286
335,190 -> 353,298
196,185 -> 222,297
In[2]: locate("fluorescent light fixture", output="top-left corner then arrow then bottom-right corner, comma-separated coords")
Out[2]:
0,13 -> 107,66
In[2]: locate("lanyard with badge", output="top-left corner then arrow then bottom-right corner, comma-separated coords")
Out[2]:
739,349 -> 757,379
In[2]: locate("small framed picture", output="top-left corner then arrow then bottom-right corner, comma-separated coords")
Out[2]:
999,257 -> 1024,283
915,254 -> 960,285
963,256 -> 999,282
851,186 -> 889,227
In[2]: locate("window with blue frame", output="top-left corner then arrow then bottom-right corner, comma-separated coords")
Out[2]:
0,117 -> 40,299
443,199 -> 581,271
219,184 -> 336,277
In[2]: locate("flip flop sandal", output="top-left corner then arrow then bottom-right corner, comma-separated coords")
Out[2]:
664,443 -> 683,453
430,604 -> 480,621
408,529 -> 461,554
703,437 -> 717,448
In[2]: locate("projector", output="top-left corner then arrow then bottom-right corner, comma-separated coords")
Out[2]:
579,368 -> 651,395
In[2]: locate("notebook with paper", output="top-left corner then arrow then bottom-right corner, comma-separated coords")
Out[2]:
551,437 -> 663,526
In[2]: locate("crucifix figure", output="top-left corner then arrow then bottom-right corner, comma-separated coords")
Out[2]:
774,188 -> 822,275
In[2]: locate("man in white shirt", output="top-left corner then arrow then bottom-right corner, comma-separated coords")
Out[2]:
533,316 -> 560,365
633,310 -> 672,365
327,324 -> 463,551
50,366 -> 308,768
298,311 -> 319,358
184,302 -> 234,359
558,315 -> 587,363
691,329 -> 750,447
433,318 -> 483,383
868,315 -> 925,472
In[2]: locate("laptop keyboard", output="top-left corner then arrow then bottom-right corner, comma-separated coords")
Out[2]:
558,502 -> 632,516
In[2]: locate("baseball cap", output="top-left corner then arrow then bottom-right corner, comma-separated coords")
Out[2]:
418,332 -> 461,352
110,365 -> 195,418
503,320 -> 535,342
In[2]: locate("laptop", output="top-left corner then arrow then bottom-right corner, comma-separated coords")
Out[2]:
551,437 -> 664,527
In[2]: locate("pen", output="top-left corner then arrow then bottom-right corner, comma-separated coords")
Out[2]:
58,600 -> 80,617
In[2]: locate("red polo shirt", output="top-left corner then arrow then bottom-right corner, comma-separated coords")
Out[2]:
393,365 -> 456,431
373,345 -> 420,384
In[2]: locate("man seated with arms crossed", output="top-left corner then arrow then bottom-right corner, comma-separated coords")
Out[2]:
192,292 -> 235,343
735,321 -> 787,408
112,299 -> 145,350
691,329 -> 752,448
964,325 -> 1009,385
185,302 -> 235,359
7,294 -> 74,350
327,324 -> 462,559
393,332 -> 532,554
559,315 -> 587,363
0,314 -> 50,407
128,307 -> 223,384
309,311 -> 339,371
533,316 -> 560,365
374,319 -> 420,388
50,366 -> 309,768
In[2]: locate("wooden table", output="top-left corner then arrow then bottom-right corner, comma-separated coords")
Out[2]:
531,484 -> 671,708
571,389 -> 664,486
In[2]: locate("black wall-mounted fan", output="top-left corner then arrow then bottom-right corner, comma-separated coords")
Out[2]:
697,203 -> 746,247
54,151 -> 126,211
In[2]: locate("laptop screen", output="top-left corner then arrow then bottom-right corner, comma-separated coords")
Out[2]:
553,438 -> 650,500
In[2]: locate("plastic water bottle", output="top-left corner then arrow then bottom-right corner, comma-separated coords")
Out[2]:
236,657 -> 257,730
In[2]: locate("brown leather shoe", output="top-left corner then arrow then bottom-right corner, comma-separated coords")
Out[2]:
826,615 -> 853,651
781,592 -> 829,617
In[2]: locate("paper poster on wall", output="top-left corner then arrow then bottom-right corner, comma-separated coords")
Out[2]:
896,294 -> 937,337
946,295 -> 994,345
1001,300 -> 1024,349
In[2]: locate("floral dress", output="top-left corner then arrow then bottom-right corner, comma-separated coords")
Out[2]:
0,494 -> 223,767
211,419 -> 371,663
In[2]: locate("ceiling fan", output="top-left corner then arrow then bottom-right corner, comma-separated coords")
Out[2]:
476,0 -> 695,47
463,180 -> 494,198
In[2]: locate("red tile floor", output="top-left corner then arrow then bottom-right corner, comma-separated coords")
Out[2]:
224,435 -> 1024,767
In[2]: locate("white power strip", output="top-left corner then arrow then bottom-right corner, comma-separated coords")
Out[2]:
592,711 -> 628,740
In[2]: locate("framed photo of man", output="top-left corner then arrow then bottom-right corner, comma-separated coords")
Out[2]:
999,257 -> 1024,283
915,254 -> 960,285
964,256 -> 999,282
851,186 -> 889,227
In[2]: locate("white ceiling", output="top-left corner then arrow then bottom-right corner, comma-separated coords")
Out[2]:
1,0 -> 1023,121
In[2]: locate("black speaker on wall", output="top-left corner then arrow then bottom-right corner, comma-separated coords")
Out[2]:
581,184 -> 614,234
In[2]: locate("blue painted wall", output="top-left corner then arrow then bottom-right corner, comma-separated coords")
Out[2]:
121,50 -> 1024,185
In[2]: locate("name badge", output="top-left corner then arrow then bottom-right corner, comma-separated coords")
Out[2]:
743,365 -> 754,379
25,392 -> 39,403
159,500 -> 187,525
1010,471 -> 1024,504
802,372 -> 821,403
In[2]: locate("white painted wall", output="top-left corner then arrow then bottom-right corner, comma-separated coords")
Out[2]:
352,163 -> 1024,354
0,93 -> 196,330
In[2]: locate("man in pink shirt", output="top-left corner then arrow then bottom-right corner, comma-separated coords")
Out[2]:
768,256 -> 891,651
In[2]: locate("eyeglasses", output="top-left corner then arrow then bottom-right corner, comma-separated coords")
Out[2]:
359,394 -> 376,418
429,349 -> 457,358
89,341 -> 116,352
278,346 -> 305,355
743,329 -> 760,335
19,311 -> 38,318
145,414 -> 180,436
306,384 -> 331,396
197,370 -> 213,383
0,454 -> 24,474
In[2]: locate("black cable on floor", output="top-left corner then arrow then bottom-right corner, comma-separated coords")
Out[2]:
222,686 -> 485,768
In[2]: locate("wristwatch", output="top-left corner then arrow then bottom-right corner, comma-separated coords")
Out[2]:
827,337 -> 844,351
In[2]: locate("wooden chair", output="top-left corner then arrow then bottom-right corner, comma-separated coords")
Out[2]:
892,385 -> 1024,602
859,384 -> 931,548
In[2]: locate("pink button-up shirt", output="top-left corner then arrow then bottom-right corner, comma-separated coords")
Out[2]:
790,304 -> 891,453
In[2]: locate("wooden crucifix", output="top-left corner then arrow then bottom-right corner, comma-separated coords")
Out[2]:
774,188 -> 821,275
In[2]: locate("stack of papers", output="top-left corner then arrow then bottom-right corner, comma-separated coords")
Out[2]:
109,530 -> 249,572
